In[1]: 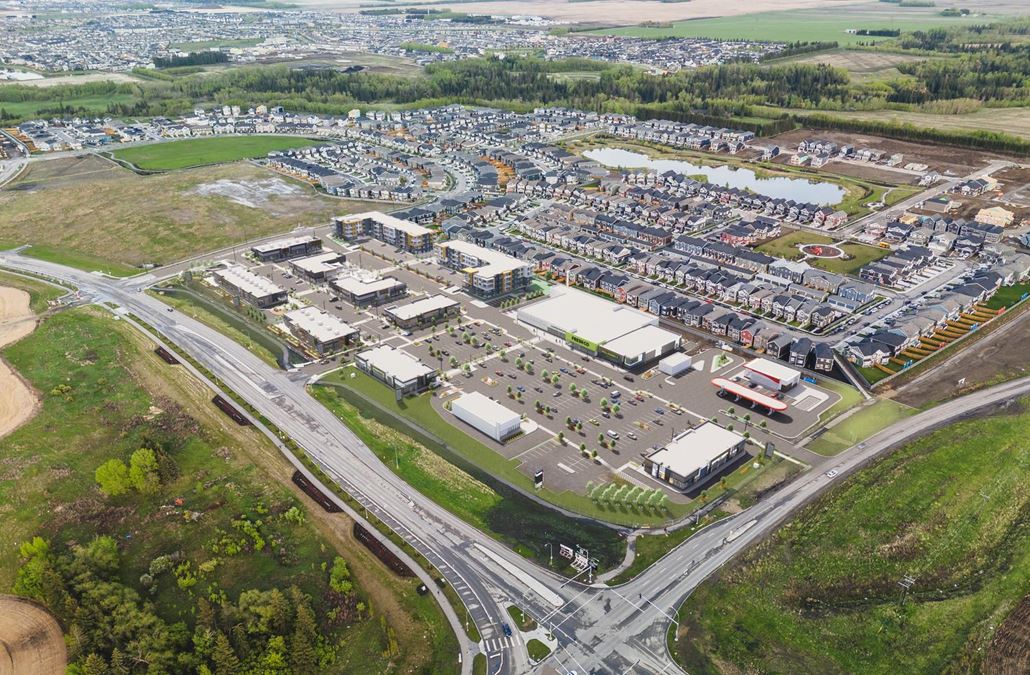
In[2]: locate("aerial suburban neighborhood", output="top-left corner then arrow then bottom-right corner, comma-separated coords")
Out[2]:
1,1 -> 1029,674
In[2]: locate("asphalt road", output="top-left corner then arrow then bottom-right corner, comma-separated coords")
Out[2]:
4,251 -> 1028,675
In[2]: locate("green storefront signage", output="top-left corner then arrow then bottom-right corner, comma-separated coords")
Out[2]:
565,331 -> 599,353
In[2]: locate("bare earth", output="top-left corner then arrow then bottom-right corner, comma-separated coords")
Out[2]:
0,72 -> 142,88
299,0 -> 846,22
0,595 -> 66,675
0,287 -> 38,439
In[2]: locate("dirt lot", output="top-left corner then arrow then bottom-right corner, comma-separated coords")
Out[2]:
985,594 -> 1030,675
0,287 -> 38,439
768,128 -> 1006,175
0,595 -> 66,675
887,303 -> 1030,408
0,156 -> 371,268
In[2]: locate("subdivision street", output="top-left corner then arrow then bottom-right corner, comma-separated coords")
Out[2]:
3,250 -> 1028,675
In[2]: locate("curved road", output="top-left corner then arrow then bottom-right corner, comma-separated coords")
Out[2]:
3,251 -> 1028,675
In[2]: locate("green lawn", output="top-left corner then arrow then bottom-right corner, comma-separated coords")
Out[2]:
527,639 -> 552,662
506,605 -> 537,632
310,374 -> 628,571
1,308 -> 456,673
672,402 -> 1030,674
810,242 -> 892,276
756,230 -> 832,260
591,8 -> 1002,45
608,513 -> 725,586
112,135 -> 322,171
807,398 -> 915,455
982,282 -> 1030,311
169,37 -> 264,50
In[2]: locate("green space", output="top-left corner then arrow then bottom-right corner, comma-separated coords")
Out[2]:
0,156 -> 369,271
527,638 -> 552,662
2,308 -> 458,674
0,92 -> 136,121
755,230 -> 831,260
0,269 -> 67,312
982,282 -> 1030,311
169,37 -> 264,51
755,230 -> 891,276
672,401 -> 1030,674
112,135 -> 321,171
590,8 -> 1003,45
14,242 -> 140,277
858,363 -> 895,385
811,242 -> 893,276
608,513 -> 725,586
806,398 -> 915,455
311,370 -> 629,571
506,605 -> 537,632
816,376 -> 869,426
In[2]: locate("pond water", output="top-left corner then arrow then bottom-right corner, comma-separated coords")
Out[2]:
584,147 -> 846,206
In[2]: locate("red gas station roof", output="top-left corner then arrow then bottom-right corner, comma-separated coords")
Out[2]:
711,377 -> 789,412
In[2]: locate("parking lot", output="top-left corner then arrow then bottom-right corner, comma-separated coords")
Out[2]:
193,232 -> 845,498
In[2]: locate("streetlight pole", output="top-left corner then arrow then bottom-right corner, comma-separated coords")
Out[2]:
544,542 -> 553,566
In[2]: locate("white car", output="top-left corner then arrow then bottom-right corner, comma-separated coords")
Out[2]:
825,469 -> 839,479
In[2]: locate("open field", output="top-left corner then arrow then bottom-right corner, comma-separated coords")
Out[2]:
0,307 -> 457,673
308,0 -> 843,23
0,93 -> 136,119
673,400 -> 1030,674
806,398 -> 914,455
111,135 -> 322,171
591,5 -> 1012,44
169,37 -> 264,50
767,47 -> 938,80
0,71 -> 143,88
0,155 -> 370,270
0,286 -> 38,440
786,106 -> 1030,141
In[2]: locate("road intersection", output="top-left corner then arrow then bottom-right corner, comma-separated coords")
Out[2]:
4,251 -> 1028,675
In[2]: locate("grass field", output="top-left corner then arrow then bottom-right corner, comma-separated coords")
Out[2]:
112,135 -> 322,171
807,398 -> 915,455
168,37 -> 264,50
311,372 -> 629,571
788,106 -> 1030,141
0,308 -> 457,673
592,7 -> 1002,45
0,93 -> 137,119
767,48 -> 939,80
672,401 -> 1030,674
755,230 -> 890,276
0,155 -> 370,271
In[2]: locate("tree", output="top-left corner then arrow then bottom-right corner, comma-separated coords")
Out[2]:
289,604 -> 319,674
212,631 -> 241,675
81,653 -> 109,675
80,536 -> 120,578
600,397 -> 609,409
727,407 -> 736,416
557,432 -> 565,444
128,448 -> 160,495
95,459 -> 130,497
541,369 -> 550,380
743,413 -> 751,430
260,635 -> 288,674
329,557 -> 353,594
759,420 -> 768,431
612,403 -> 621,416
598,433 -> 605,444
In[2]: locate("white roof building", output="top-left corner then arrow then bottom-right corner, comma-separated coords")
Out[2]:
450,391 -> 522,442
290,251 -> 345,278
644,422 -> 746,490
743,357 -> 801,391
386,294 -> 459,323
356,345 -> 436,392
283,306 -> 357,352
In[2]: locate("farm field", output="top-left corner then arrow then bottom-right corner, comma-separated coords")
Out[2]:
0,307 -> 458,673
768,47 -> 939,80
0,155 -> 370,271
787,106 -> 1030,141
111,135 -> 321,171
592,6 -> 1007,45
672,401 -> 1030,674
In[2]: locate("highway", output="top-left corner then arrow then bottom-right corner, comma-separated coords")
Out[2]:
3,251 -> 1029,675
